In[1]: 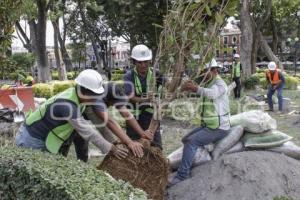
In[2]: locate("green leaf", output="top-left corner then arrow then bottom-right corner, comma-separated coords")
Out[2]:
205,5 -> 212,16
215,13 -> 224,24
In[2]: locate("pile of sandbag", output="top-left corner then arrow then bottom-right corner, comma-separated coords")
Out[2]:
168,110 -> 300,171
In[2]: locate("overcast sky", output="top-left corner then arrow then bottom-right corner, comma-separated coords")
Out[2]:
12,20 -> 62,48
12,17 -> 235,48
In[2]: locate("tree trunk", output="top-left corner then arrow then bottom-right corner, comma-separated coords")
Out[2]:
15,21 -> 32,52
258,30 -> 283,69
52,20 -> 73,72
28,19 -> 38,78
36,0 -> 51,82
91,38 -> 105,74
240,0 -> 253,78
52,20 -> 67,81
270,10 -> 279,55
251,30 -> 260,74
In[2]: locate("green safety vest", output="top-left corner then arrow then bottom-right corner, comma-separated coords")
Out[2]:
132,68 -> 154,116
232,62 -> 241,78
26,87 -> 85,154
200,76 -> 224,129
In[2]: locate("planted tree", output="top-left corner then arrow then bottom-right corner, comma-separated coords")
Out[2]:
99,1 -> 239,199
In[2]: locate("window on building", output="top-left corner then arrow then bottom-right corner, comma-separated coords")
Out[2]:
224,37 -> 228,45
232,36 -> 237,44
216,50 -> 220,57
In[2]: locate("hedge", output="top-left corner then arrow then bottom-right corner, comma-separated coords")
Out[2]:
0,146 -> 147,200
111,73 -> 124,81
33,81 -> 75,98
51,71 -> 59,80
33,83 -> 53,99
243,74 -> 260,89
52,80 -> 75,95
284,76 -> 298,90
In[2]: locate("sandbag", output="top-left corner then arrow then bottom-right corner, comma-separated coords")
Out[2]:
167,146 -> 211,171
225,142 -> 245,154
243,130 -> 292,148
230,110 -> 276,133
212,125 -> 244,160
267,141 -> 300,160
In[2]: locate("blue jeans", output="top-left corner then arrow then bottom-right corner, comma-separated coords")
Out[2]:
15,124 -> 47,151
176,127 -> 228,180
267,85 -> 284,111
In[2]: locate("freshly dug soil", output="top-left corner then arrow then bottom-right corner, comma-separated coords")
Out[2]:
167,151 -> 300,200
98,142 -> 169,200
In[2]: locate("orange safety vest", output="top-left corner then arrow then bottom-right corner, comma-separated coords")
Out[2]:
266,70 -> 280,85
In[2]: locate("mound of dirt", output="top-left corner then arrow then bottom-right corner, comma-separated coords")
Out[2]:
98,142 -> 169,200
167,151 -> 300,200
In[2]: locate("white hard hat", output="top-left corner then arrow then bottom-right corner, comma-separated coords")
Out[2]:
75,69 -> 105,94
234,54 -> 240,58
205,58 -> 221,69
268,61 -> 277,70
131,44 -> 152,61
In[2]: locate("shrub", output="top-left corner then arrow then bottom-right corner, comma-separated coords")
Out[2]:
8,72 -> 17,80
67,72 -> 76,80
256,72 -> 266,79
259,77 -> 268,89
1,84 -> 11,89
52,80 -> 75,95
0,146 -> 147,200
256,67 -> 266,74
243,75 -> 260,89
33,83 -> 53,99
112,69 -> 125,74
51,71 -> 59,80
111,73 -> 124,81
284,76 -> 299,90
24,76 -> 34,85
221,74 -> 231,85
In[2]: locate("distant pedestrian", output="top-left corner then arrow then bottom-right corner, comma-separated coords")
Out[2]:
266,61 -> 285,113
231,54 -> 242,99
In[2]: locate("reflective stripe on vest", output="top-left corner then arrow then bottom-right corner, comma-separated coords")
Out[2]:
200,76 -> 227,129
266,70 -> 280,85
133,68 -> 153,96
132,68 -> 154,115
232,62 -> 241,77
25,87 -> 85,154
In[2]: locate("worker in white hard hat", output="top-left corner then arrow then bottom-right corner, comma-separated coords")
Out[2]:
15,69 -> 144,159
123,44 -> 164,149
168,58 -> 230,187
231,54 -> 243,99
266,61 -> 285,113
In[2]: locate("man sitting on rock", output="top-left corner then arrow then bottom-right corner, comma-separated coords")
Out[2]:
168,58 -> 231,187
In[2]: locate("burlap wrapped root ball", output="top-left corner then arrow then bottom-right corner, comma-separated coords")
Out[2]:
98,140 -> 169,200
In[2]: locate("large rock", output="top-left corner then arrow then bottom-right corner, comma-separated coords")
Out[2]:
167,151 -> 300,200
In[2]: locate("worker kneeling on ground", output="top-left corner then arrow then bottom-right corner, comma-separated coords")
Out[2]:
168,59 -> 231,187
15,69 -> 143,159
59,81 -> 149,162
